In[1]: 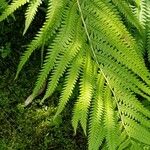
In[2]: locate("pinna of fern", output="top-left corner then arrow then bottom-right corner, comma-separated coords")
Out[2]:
0,0 -> 150,149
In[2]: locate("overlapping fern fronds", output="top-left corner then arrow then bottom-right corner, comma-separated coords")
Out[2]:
0,0 -> 150,149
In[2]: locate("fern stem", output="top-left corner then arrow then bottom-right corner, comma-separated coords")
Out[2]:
41,43 -> 44,67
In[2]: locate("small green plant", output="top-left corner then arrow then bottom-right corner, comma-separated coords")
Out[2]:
0,0 -> 150,149
0,42 -> 11,58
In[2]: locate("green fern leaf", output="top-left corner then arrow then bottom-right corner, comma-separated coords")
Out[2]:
0,0 -> 29,21
41,22 -> 83,102
138,0 -> 148,28
15,0 -> 67,79
117,130 -> 130,150
120,105 -> 150,128
123,116 -> 150,145
92,36 -> 150,98
130,141 -> 144,150
88,73 -> 105,150
23,0 -> 42,35
31,2 -> 78,99
112,0 -> 144,34
104,86 -> 118,150
118,138 -> 130,150
72,53 -> 94,135
145,1 -> 150,62
85,1 -> 150,84
54,53 -> 83,118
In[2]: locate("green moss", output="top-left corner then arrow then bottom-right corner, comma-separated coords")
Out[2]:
0,58 -> 86,150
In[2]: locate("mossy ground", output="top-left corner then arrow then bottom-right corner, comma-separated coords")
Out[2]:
0,10 -> 86,150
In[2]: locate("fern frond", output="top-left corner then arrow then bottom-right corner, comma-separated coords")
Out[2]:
130,141 -> 143,150
120,105 -> 150,128
0,0 -> 29,21
54,53 -> 83,118
41,20 -> 84,102
104,86 -> 118,150
92,36 -> 150,98
15,0 -> 67,78
112,0 -> 143,34
120,91 -> 150,119
148,26 -> 150,62
123,116 -> 150,145
145,1 -> 150,62
72,53 -> 94,135
88,73 -> 105,150
31,2 -> 78,99
42,40 -> 81,102
136,0 -> 150,54
23,0 -> 42,35
85,0 -> 150,84
117,131 -> 130,150
138,0 -> 148,28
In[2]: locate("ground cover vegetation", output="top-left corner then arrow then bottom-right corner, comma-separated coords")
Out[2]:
0,0 -> 150,149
